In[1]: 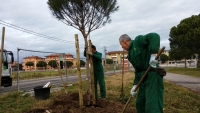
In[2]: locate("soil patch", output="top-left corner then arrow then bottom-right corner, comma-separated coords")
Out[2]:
25,93 -> 135,113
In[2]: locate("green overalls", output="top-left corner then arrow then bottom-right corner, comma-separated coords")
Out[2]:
84,51 -> 106,99
128,33 -> 164,113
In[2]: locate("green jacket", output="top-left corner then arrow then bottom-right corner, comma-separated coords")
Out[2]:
84,51 -> 104,77
127,33 -> 160,85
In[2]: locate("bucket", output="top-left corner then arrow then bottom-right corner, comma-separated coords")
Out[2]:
33,86 -> 50,100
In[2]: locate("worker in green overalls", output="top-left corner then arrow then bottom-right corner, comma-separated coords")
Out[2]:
119,33 -> 163,113
84,45 -> 106,100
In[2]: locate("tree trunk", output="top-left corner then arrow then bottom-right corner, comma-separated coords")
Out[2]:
75,34 -> 83,106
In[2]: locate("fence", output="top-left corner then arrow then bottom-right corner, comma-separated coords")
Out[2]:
13,48 -> 69,93
1,49 -> 134,94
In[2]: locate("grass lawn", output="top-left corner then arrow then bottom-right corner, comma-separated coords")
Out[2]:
10,64 -> 122,81
1,72 -> 200,113
165,67 -> 200,77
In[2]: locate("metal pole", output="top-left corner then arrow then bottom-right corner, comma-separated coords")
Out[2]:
0,27 -> 5,88
104,46 -> 107,74
17,48 -> 20,92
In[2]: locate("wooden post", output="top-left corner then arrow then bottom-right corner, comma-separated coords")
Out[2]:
89,40 -> 96,104
75,34 -> 83,106
0,27 -> 5,88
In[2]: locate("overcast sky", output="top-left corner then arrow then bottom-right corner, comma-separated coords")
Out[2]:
0,0 -> 200,61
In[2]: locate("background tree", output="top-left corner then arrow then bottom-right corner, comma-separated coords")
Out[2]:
160,54 -> 169,63
48,60 -> 57,69
169,14 -> 200,67
65,61 -> 73,68
36,61 -> 47,70
106,59 -> 113,64
25,62 -> 34,71
80,60 -> 85,67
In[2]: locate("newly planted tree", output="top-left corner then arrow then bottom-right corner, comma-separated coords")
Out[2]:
47,0 -> 119,74
47,0 -> 119,105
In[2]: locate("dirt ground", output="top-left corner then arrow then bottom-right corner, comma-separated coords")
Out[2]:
25,93 -> 136,113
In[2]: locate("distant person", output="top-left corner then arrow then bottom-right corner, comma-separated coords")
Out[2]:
84,45 -> 106,100
119,33 -> 164,113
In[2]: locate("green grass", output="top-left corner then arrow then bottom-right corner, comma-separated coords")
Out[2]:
11,65 -> 123,81
1,72 -> 200,113
11,69 -> 87,80
166,67 -> 200,77
0,92 -> 36,113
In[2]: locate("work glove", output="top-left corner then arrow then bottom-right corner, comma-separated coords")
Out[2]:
149,60 -> 159,68
87,51 -> 93,55
149,54 -> 158,68
130,85 -> 137,97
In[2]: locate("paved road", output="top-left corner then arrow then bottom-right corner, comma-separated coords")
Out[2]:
0,70 -> 121,94
164,73 -> 200,94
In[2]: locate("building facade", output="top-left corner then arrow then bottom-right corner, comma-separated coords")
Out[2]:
22,53 -> 74,71
22,56 -> 45,71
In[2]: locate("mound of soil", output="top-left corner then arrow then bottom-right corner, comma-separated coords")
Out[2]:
26,93 -> 136,113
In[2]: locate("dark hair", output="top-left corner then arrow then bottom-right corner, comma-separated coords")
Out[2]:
92,45 -> 96,50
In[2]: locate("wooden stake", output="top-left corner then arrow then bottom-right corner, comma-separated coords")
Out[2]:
0,27 -> 5,88
89,40 -> 96,104
75,34 -> 83,106
122,46 -> 165,113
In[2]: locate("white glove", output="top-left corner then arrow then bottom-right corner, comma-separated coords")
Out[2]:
149,60 -> 158,68
130,85 -> 137,97
149,54 -> 158,68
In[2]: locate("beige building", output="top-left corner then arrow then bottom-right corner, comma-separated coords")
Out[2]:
22,53 -> 75,71
106,51 -> 128,64
45,53 -> 74,69
22,56 -> 45,71
106,50 -> 130,71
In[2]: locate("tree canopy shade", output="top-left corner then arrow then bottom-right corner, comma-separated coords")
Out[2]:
106,59 -> 113,64
25,62 -> 34,67
47,0 -> 119,40
160,54 -> 169,63
36,61 -> 47,67
25,62 -> 34,71
65,61 -> 73,68
169,14 -> 200,60
80,60 -> 85,67
48,60 -> 57,69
